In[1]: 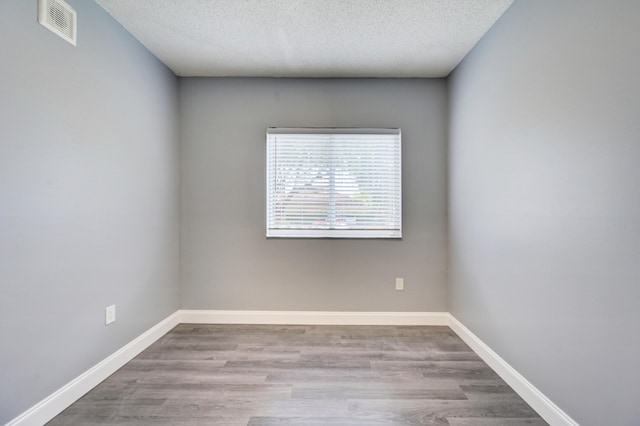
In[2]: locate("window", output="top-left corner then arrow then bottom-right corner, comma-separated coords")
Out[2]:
266,128 -> 401,238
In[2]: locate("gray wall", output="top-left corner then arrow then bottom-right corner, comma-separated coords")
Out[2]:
0,1 -> 180,423
449,1 -> 640,425
180,78 -> 448,311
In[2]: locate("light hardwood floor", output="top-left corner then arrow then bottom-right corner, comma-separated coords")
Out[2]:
48,324 -> 547,425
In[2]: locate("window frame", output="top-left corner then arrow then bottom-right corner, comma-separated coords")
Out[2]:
266,127 -> 402,239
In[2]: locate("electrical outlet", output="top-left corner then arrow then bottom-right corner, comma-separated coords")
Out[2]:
105,305 -> 116,325
395,278 -> 404,290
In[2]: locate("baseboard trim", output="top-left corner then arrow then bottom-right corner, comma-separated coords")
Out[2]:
179,310 -> 450,326
447,314 -> 578,426
6,311 -> 181,426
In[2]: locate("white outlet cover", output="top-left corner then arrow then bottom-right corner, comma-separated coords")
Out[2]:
395,278 -> 404,290
105,305 -> 116,325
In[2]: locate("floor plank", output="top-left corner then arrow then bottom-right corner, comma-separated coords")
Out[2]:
47,324 -> 548,425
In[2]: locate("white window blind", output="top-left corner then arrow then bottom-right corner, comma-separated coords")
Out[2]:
266,128 -> 401,238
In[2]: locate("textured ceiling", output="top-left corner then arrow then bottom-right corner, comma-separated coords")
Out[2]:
95,0 -> 514,78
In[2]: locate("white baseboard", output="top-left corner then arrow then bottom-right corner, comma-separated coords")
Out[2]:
179,310 -> 450,326
447,314 -> 578,426
6,312 -> 181,426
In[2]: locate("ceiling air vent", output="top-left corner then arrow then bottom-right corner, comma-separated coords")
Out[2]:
38,0 -> 77,46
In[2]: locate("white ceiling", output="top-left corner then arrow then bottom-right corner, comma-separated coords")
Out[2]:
95,0 -> 514,78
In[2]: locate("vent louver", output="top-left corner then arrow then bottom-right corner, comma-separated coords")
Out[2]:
38,0 -> 76,46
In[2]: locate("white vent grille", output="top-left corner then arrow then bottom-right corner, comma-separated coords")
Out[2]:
38,0 -> 76,46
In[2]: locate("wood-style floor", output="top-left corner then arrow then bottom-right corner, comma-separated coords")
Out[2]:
48,324 -> 547,425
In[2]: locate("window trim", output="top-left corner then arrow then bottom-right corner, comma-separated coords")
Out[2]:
266,127 -> 402,239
